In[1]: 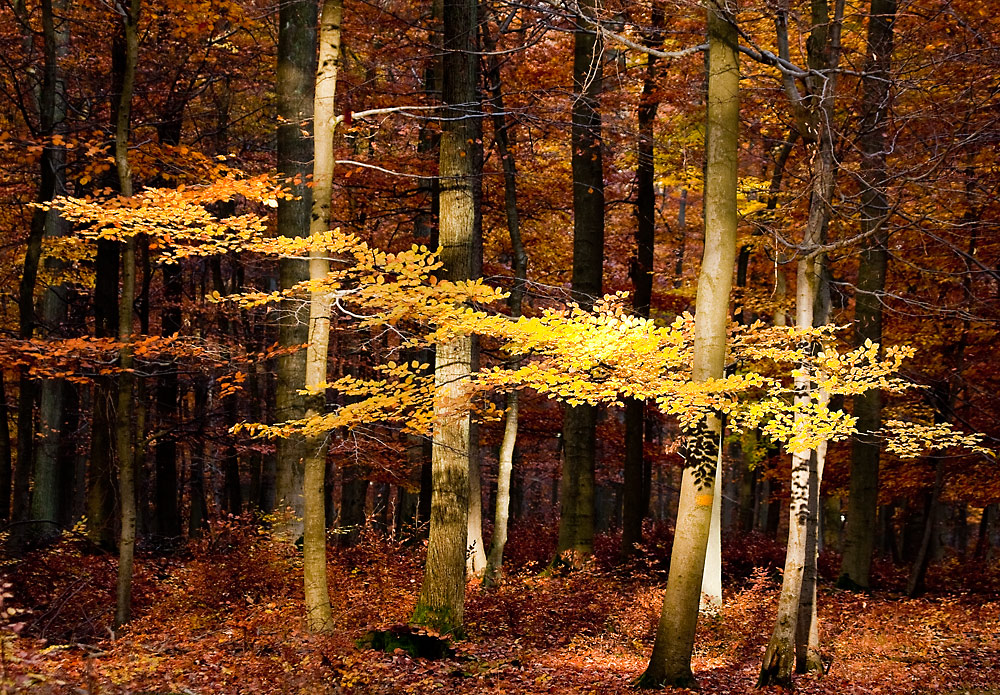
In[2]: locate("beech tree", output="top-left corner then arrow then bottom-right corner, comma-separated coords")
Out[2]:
557,0 -> 605,562
839,0 -> 896,592
301,0 -> 343,635
411,0 -> 478,635
273,0 -> 317,542
637,0 -> 739,686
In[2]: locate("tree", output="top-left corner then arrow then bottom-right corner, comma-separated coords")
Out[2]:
301,0 -> 343,635
622,0 -> 664,560
637,0 -> 739,686
839,0 -> 896,592
481,6 -> 527,588
113,0 -> 140,629
759,0 -> 845,683
274,0 -> 317,541
411,0 -> 478,635
557,0 -> 605,562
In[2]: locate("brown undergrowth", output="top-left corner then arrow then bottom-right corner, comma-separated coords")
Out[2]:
2,521 -> 998,694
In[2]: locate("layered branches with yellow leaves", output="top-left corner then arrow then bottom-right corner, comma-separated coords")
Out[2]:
43,175 -> 992,461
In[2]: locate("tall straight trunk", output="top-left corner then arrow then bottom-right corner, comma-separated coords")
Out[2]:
12,0 -> 69,537
113,0 -> 140,630
466,100 -> 486,577
153,261 -> 181,540
839,0 -> 895,591
0,373 -> 11,521
16,0 -> 71,550
412,0 -> 477,636
759,0 -> 844,684
301,0 -> 342,635
480,13 -> 526,584
150,106 -> 184,540
557,0 -> 604,561
87,19 -> 125,551
637,3 -> 739,686
274,0 -> 318,542
623,1 -> 663,559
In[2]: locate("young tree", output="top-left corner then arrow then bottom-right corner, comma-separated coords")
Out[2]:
638,0 -> 739,686
301,0 -> 343,634
759,0 -> 845,683
481,8 -> 527,588
622,0 -> 664,559
412,0 -> 478,635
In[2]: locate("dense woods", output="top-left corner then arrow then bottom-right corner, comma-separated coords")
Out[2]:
1,0 -> 998,693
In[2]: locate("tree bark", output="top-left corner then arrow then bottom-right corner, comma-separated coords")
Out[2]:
113,0 -> 140,630
839,0 -> 895,591
412,0 -> 478,635
0,373 -> 11,522
301,0 -> 342,634
481,10 -> 527,587
623,1 -> 663,559
274,0 -> 318,543
759,0 -> 844,683
637,2 -> 739,685
557,0 -> 604,562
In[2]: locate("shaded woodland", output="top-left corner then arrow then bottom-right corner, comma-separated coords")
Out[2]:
1,0 -> 998,692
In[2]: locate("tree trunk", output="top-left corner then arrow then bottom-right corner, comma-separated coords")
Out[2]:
0,373 -> 11,521
839,0 -> 895,591
637,3 -> 739,685
907,458 -> 943,597
622,1 -> 663,559
481,11 -> 527,587
113,0 -> 140,630
412,0 -> 477,636
557,0 -> 604,562
301,0 -> 342,634
759,0 -> 844,683
273,0 -> 318,543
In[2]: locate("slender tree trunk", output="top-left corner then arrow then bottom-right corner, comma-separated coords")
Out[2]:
188,380 -> 209,537
301,0 -> 342,634
0,373 -> 11,522
16,0 -> 72,550
907,457 -> 943,597
623,1 -> 663,559
274,0 -> 318,543
839,0 -> 895,591
759,0 -> 844,683
557,0 -> 604,562
113,0 -> 140,630
637,3 -> 739,685
480,13 -> 526,585
412,0 -> 477,636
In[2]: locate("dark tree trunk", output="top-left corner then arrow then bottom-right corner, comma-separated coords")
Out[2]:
273,0 -> 317,541
621,1 -> 663,559
557,0 -> 604,561
839,0 -> 895,592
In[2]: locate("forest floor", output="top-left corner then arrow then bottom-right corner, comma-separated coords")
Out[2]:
3,519 -> 999,694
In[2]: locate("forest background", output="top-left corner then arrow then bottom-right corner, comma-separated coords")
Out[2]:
0,0 -> 998,693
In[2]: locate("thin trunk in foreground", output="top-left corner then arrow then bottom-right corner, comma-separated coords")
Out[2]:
301,0 -> 342,634
637,1 -> 739,685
